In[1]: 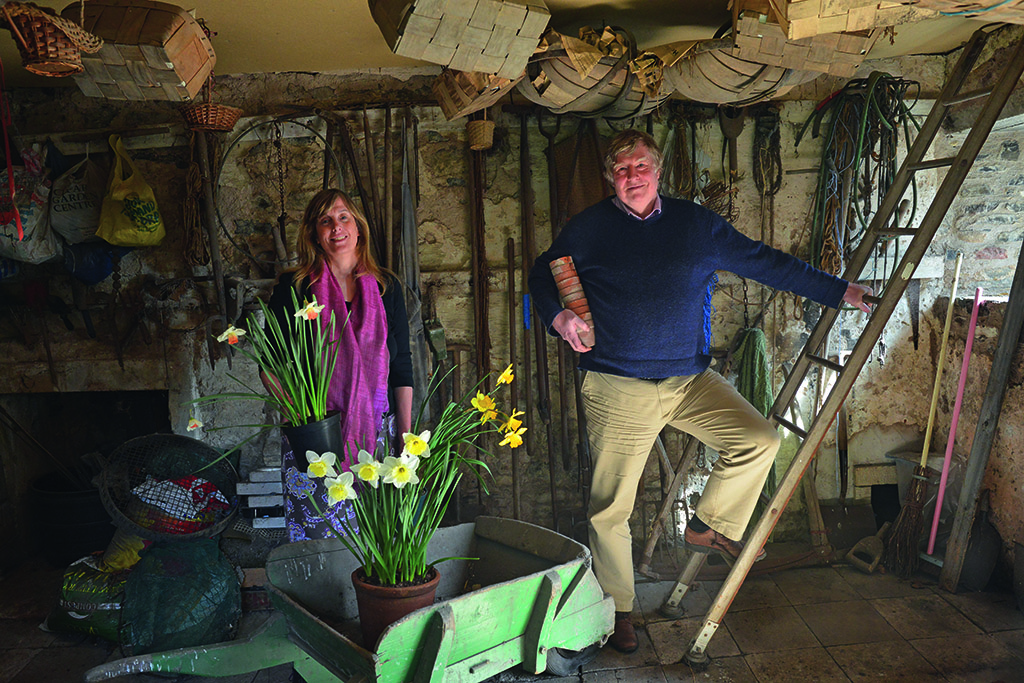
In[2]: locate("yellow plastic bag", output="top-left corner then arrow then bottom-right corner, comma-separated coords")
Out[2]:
96,134 -> 165,247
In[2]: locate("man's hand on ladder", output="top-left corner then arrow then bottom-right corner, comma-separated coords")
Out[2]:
843,282 -> 874,313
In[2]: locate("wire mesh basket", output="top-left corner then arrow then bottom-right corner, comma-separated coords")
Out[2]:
99,434 -> 239,542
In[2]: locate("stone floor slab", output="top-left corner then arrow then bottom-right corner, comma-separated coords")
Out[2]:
795,599 -> 900,647
743,647 -> 851,683
5,644 -> 110,683
583,664 -> 668,682
770,567 -> 860,606
0,649 -> 34,683
834,566 -> 935,600
663,656 -> 758,682
725,606 -> 820,654
909,633 -> 1024,683
730,576 -> 790,613
827,640 -> 943,682
939,589 -> 1024,633
0,619 -> 55,649
991,629 -> 1024,660
871,594 -> 983,640
585,622 -> 660,672
647,616 -> 740,665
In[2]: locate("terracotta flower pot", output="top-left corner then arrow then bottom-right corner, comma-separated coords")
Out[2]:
351,567 -> 440,649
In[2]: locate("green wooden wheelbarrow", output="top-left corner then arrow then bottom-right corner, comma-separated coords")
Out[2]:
83,516 -> 614,682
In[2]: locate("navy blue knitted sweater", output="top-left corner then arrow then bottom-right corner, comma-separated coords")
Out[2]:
528,196 -> 848,378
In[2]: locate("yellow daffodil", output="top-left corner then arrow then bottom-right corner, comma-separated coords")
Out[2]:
381,454 -> 420,489
471,392 -> 498,423
497,363 -> 514,385
216,324 -> 246,345
186,417 -> 203,432
500,409 -> 524,434
471,391 -> 495,414
325,471 -> 357,505
402,430 -> 432,458
294,297 -> 326,321
355,450 -> 381,488
499,426 -> 527,449
305,450 -> 338,479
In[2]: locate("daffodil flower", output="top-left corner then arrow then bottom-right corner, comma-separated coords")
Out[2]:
216,324 -> 246,345
499,426 -> 527,449
187,417 -> 203,432
471,392 -> 498,423
355,450 -> 382,488
325,471 -> 357,505
294,297 -> 325,321
305,450 -> 337,479
497,363 -> 514,385
500,409 -> 524,434
402,430 -> 432,458
381,454 -> 420,489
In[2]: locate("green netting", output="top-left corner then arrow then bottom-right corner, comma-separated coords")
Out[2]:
119,538 -> 241,655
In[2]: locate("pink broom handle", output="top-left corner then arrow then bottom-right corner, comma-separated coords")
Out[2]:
927,286 -> 983,555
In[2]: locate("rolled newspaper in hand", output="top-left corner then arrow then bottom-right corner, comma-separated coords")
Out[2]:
549,256 -> 595,348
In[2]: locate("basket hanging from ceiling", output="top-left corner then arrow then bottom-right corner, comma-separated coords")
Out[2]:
663,40 -> 821,106
517,26 -> 670,120
0,1 -> 102,77
181,74 -> 242,132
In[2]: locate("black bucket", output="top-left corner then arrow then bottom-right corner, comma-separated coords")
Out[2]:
31,473 -> 115,567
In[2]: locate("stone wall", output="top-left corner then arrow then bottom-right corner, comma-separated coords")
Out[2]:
1,42 -> 1022,574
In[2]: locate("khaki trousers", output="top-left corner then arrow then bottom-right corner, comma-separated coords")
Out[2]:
582,370 -> 781,611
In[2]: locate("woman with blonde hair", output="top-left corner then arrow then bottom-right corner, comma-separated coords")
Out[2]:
266,188 -> 413,542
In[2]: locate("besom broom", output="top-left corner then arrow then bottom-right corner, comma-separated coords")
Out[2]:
883,252 -> 963,578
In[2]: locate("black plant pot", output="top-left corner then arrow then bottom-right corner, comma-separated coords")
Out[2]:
282,411 -> 344,462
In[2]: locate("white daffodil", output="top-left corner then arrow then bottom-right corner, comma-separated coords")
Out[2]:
401,430 -> 431,458
381,454 -> 420,489
305,450 -> 338,479
325,471 -> 357,505
355,449 -> 382,488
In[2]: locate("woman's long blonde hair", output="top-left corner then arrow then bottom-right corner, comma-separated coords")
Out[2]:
289,188 -> 388,292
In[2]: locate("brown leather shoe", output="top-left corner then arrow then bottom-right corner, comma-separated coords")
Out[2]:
684,526 -> 767,562
608,612 -> 639,653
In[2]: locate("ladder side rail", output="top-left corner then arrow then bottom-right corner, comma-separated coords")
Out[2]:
687,28 -> 1024,663
767,29 -> 992,422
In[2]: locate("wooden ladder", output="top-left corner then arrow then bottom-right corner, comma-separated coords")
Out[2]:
669,27 -> 1024,669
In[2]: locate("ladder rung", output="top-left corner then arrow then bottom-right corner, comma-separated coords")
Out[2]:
943,87 -> 993,106
909,157 -> 956,171
773,415 -> 807,439
806,354 -> 844,373
877,228 -> 918,237
864,294 -> 882,306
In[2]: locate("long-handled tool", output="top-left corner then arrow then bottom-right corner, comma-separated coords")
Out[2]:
884,251 -> 963,578
927,286 -> 983,555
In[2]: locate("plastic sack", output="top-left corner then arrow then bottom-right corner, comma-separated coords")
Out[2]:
97,135 -> 165,247
50,157 -> 105,243
0,166 -> 60,264
45,554 -> 127,643
120,539 -> 241,655
63,241 -> 132,286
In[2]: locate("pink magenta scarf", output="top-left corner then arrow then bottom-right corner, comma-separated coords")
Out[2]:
310,262 -> 390,468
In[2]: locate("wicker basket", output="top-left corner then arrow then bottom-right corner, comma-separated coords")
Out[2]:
1,2 -> 102,77
181,75 -> 242,132
182,102 -> 243,132
467,118 -> 495,151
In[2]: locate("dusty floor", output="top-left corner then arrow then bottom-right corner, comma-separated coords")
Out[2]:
2,551 -> 1023,683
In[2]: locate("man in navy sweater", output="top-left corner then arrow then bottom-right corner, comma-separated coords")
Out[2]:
528,129 -> 872,653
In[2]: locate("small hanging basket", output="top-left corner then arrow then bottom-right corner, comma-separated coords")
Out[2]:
181,76 -> 242,132
0,1 -> 102,78
467,111 -> 495,151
